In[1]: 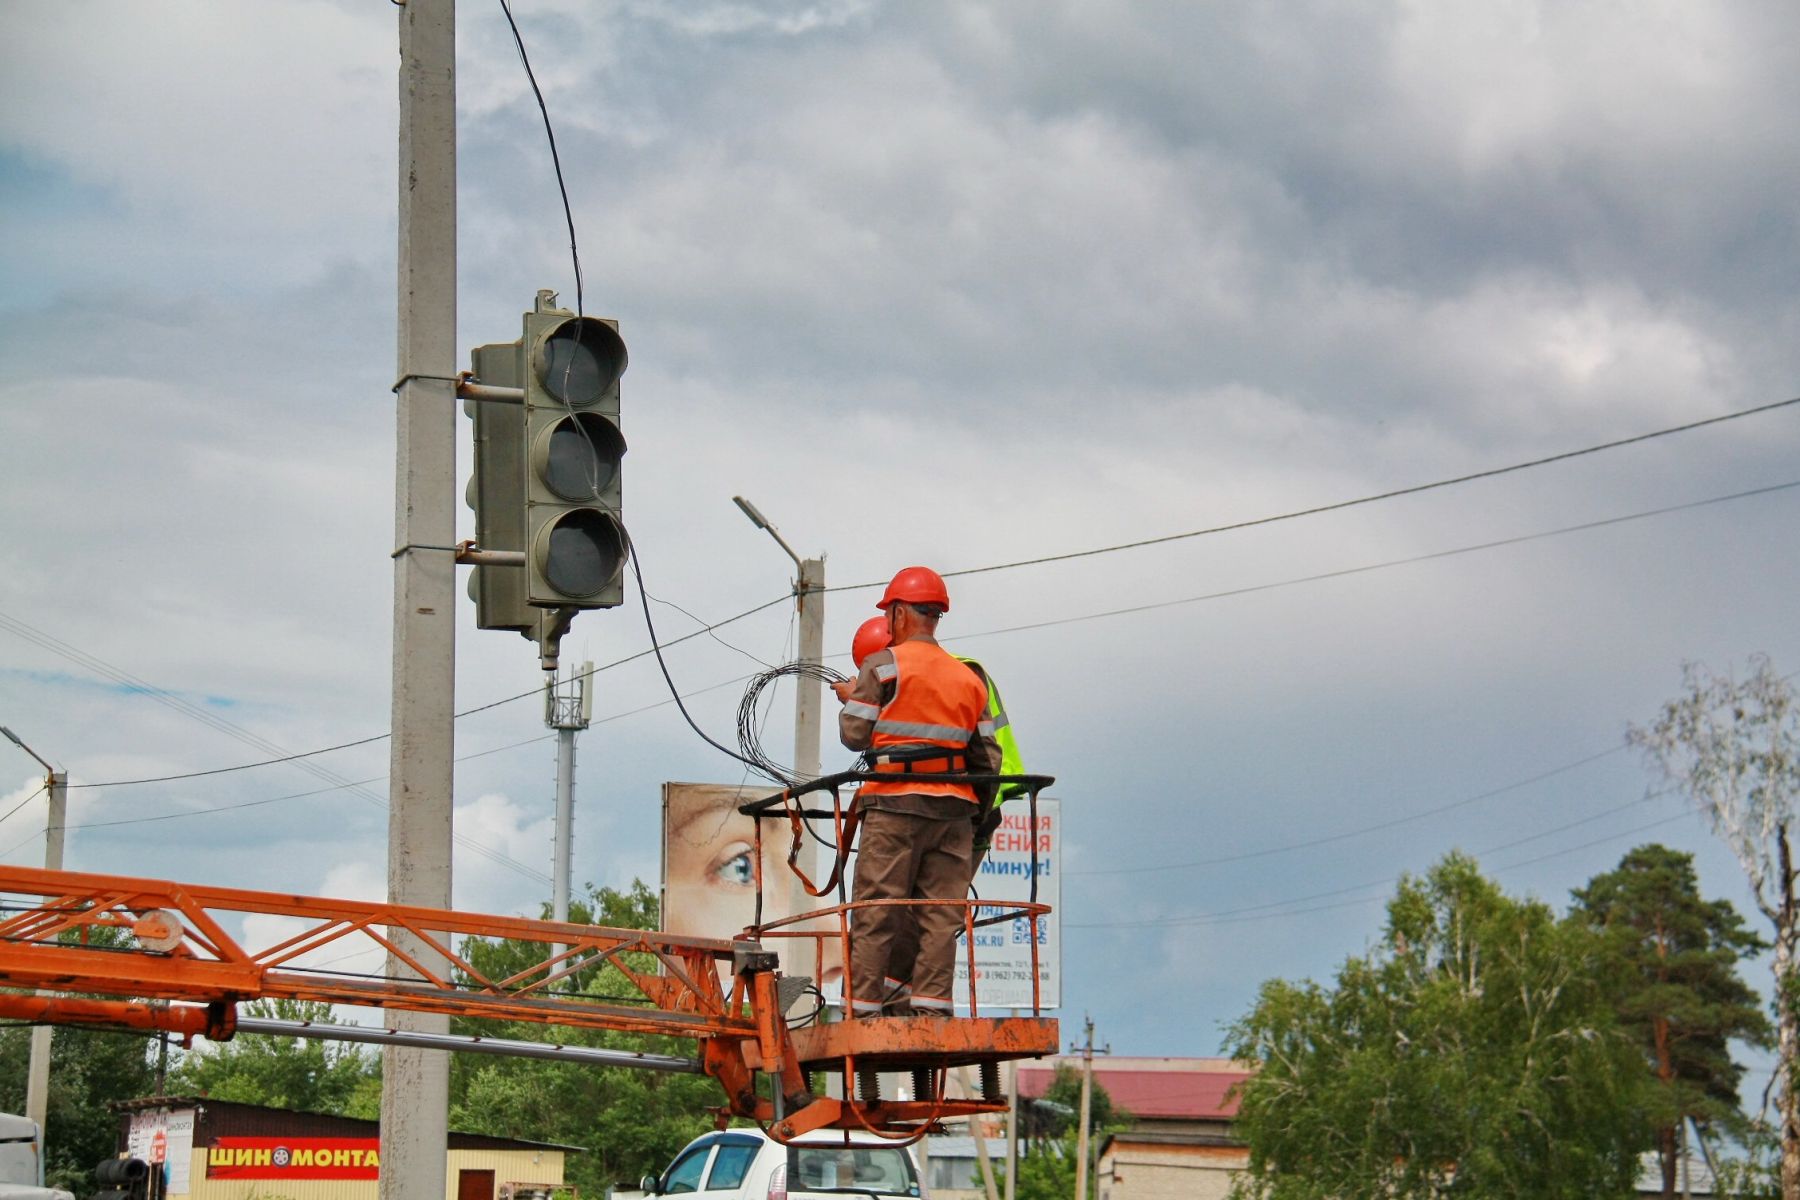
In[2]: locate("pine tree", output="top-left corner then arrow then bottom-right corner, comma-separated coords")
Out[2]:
1572,844 -> 1770,1197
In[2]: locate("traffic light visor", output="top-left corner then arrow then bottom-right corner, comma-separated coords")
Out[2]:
535,318 -> 627,406
538,411 -> 626,502
537,509 -> 627,599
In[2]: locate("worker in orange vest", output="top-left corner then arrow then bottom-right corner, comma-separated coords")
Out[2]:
851,615 -> 1024,856
833,566 -> 1001,1018
848,615 -> 1023,1014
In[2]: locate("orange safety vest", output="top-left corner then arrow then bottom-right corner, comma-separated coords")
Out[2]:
860,639 -> 990,803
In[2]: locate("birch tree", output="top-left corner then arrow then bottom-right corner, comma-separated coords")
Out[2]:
1630,655 -> 1800,1198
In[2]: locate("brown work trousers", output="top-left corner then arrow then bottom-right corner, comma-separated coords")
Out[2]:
884,834 -> 988,1004
849,807 -> 972,1016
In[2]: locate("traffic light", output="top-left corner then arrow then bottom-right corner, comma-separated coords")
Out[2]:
464,337 -> 534,633
521,292 -> 629,608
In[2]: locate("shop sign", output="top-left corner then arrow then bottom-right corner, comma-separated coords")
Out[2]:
206,1137 -> 380,1180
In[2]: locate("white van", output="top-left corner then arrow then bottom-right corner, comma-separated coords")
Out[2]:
640,1129 -> 923,1200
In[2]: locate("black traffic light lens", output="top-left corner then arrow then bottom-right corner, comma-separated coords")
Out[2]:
542,412 -> 626,501
539,319 -> 627,406
542,510 -> 626,598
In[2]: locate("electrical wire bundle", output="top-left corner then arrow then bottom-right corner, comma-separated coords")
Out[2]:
736,662 -> 851,786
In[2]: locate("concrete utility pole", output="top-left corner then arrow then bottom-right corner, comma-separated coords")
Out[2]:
546,663 -> 593,927
793,555 -> 825,778
384,1 -> 457,1199
731,495 -> 826,776
731,497 -> 824,984
2,727 -> 64,1137
1072,1015 -> 1109,1200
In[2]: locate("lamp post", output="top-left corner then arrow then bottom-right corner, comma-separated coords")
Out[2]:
730,497 -> 825,778
731,497 -> 825,989
2,726 -> 66,1137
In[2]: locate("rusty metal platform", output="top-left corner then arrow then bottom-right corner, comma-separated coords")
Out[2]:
788,1014 -> 1058,1072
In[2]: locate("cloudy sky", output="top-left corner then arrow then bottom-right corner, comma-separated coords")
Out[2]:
4,0 -> 1800,1083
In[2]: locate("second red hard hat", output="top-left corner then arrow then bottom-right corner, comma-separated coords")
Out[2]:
851,617 -> 891,669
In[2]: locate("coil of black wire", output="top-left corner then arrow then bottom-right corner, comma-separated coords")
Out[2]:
736,661 -> 851,786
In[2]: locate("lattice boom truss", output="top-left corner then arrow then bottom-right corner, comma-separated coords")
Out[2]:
0,864 -> 1054,1139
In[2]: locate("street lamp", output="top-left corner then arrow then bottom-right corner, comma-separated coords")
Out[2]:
731,496 -> 826,779
1,726 -> 65,1141
732,498 -> 827,993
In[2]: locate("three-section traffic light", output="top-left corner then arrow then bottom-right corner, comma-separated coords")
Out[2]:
464,291 -> 629,651
522,298 -> 628,608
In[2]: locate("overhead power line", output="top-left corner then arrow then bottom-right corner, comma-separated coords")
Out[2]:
0,611 -> 551,886
6,669 -> 759,843
0,827 -> 47,861
46,734 -> 556,838
449,593 -> 791,720
1066,743 -> 1629,876
9,475 -> 1794,796
828,394 -> 1800,593
0,592 -> 790,790
1066,797 -> 1696,930
946,478 -> 1800,646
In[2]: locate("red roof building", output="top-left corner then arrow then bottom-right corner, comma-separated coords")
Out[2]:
1018,1057 -> 1252,1200
1017,1055 -> 1248,1126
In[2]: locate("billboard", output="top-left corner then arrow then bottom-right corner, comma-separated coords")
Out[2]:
660,781 -> 829,987
958,797 -> 1060,1011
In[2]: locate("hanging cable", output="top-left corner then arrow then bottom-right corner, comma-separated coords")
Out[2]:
628,542 -> 777,775
735,661 -> 852,786
497,0 -> 583,317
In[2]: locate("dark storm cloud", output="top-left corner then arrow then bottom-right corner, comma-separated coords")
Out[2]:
446,0 -> 1800,453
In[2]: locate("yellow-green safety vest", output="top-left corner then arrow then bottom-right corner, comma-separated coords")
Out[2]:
957,656 -> 1027,799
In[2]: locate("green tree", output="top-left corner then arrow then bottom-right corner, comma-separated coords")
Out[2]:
447,881 -> 719,1196
1226,853 -> 1654,1200
1572,843 -> 1770,1197
1630,655 -> 1800,1199
168,998 -> 381,1117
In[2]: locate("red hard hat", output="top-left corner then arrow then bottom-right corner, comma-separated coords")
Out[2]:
851,617 -> 892,669
876,566 -> 950,612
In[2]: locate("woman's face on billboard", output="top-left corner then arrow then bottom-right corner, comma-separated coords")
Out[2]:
663,784 -> 843,990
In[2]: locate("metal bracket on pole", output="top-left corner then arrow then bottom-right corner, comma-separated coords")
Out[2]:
452,539 -> 526,567
456,372 -> 525,407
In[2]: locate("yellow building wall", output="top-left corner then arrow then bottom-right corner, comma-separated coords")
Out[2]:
1098,1143 -> 1247,1200
185,1154 -> 378,1200
177,1148 -> 562,1200
447,1148 -> 566,1200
